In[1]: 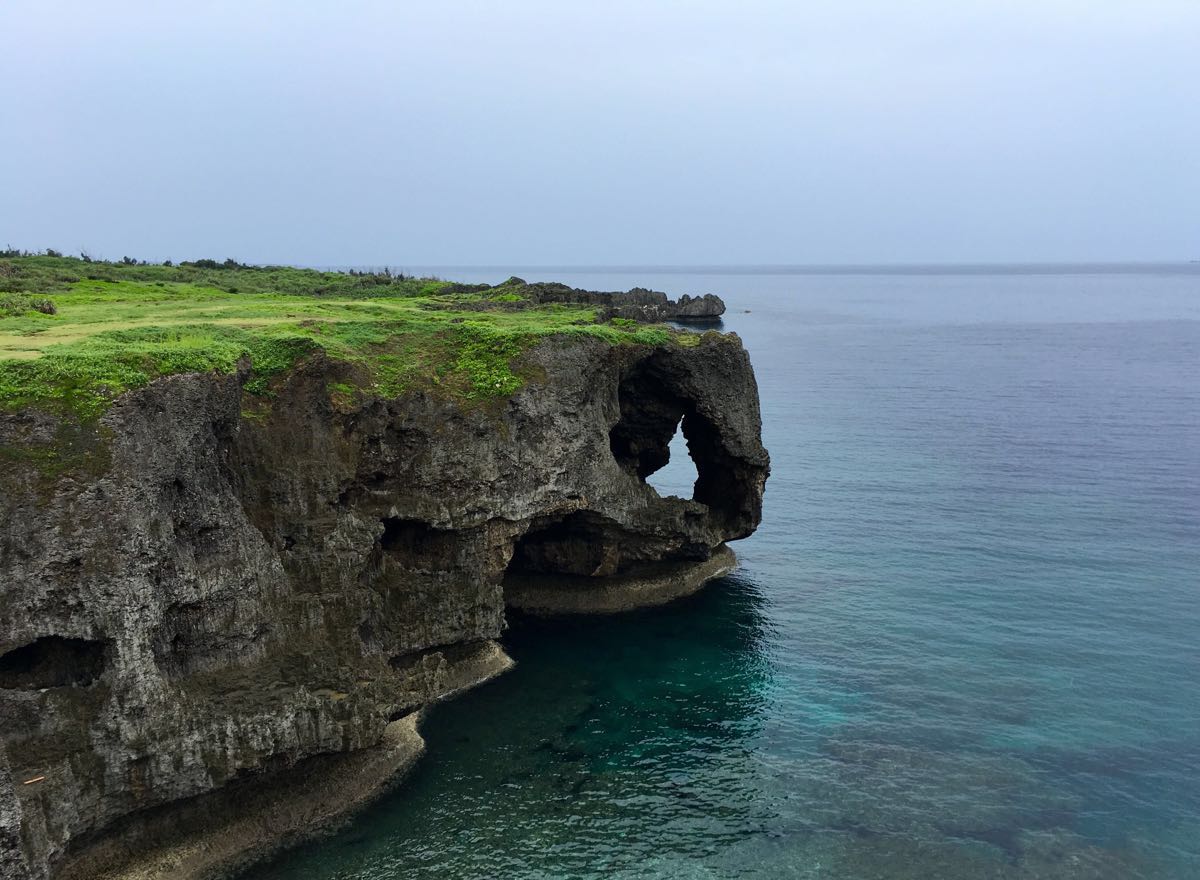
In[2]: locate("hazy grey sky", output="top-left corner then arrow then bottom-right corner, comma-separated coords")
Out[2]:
2,1 -> 1197,265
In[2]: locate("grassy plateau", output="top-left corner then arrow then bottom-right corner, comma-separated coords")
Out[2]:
0,254 -> 691,419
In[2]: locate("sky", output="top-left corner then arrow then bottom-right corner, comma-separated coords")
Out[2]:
1,1 -> 1197,266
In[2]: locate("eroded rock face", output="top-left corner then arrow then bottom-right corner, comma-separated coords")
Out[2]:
0,332 -> 768,878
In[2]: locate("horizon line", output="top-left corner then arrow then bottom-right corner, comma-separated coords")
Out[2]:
315,260 -> 1200,275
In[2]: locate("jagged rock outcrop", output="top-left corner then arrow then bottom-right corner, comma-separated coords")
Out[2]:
451,276 -> 724,321
536,284 -> 726,322
0,331 -> 768,879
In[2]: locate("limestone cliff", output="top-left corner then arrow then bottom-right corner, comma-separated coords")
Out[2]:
0,330 -> 768,879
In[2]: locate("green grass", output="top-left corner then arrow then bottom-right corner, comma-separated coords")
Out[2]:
0,255 -> 691,418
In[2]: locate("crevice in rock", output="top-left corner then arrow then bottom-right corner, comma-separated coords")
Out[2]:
0,636 -> 108,689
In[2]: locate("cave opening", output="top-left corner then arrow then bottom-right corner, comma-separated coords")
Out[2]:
380,517 -> 459,572
507,511 -> 624,578
0,636 -> 108,690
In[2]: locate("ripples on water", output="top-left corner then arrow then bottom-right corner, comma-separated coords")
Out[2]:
246,267 -> 1200,879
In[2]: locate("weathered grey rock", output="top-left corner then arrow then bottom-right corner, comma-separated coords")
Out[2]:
670,293 -> 727,321
0,331 -> 768,878
52,644 -> 512,880
512,280 -> 726,322
426,280 -> 725,323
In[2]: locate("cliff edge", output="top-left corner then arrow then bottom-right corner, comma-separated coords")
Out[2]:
0,257 -> 768,879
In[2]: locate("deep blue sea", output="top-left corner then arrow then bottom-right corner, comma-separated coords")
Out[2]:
246,266 -> 1200,879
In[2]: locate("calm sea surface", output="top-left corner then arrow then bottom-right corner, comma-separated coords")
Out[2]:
246,266 -> 1200,879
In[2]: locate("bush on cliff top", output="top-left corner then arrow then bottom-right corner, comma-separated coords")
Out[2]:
0,256 -> 689,417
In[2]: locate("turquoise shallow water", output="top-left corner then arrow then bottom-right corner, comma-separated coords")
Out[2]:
245,267 -> 1200,879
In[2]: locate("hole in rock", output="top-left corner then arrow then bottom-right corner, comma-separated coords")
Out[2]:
0,636 -> 108,689
644,418 -> 701,500
609,359 -> 738,513
380,517 -> 459,571
610,355 -> 760,528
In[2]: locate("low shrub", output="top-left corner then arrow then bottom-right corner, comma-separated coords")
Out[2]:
0,293 -> 56,316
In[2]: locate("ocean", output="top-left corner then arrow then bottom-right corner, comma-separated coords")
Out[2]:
244,265 -> 1200,879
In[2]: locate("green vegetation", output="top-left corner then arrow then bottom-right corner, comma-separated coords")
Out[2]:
0,254 -> 685,418
1,292 -> 57,317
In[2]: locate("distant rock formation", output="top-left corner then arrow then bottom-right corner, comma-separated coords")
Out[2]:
443,277 -> 727,323
512,280 -> 727,322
